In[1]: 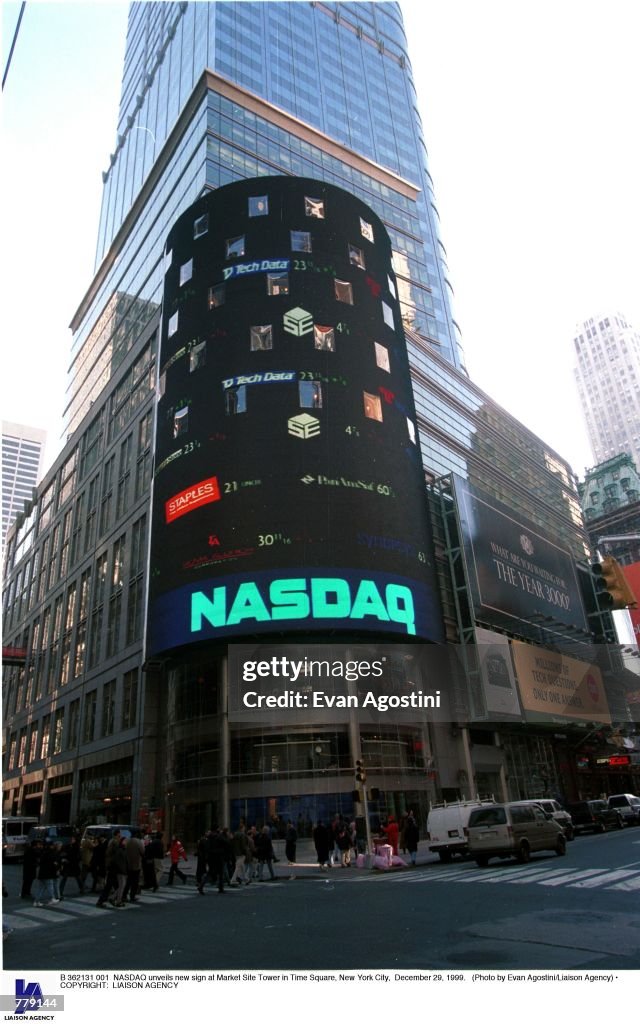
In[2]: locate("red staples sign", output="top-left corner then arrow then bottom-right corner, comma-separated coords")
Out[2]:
165,476 -> 220,523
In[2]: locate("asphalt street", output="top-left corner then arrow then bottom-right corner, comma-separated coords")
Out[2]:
3,829 -> 640,971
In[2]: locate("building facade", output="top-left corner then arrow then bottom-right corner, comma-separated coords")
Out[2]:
3,3 -> 637,834
573,311 -> 640,472
2,422 -> 46,550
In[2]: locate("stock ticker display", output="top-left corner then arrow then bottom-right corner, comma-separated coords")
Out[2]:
147,177 -> 444,652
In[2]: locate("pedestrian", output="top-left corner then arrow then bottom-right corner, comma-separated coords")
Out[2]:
142,832 -> 158,890
195,833 -> 209,892
113,834 -> 128,906
229,823 -> 250,886
255,825 -> 276,880
382,815 -> 399,855
329,814 -> 341,867
285,821 -> 297,865
60,836 -> 84,898
80,834 -> 96,892
313,821 -> 330,870
167,835 -> 188,885
96,829 -> 122,908
404,812 -> 419,867
33,841 -> 60,907
148,831 -> 164,889
90,836 -> 107,892
21,839 -> 41,899
202,827 -> 232,893
123,830 -> 145,902
336,822 -> 352,867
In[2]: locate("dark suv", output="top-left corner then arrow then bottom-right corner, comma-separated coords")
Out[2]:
566,799 -> 624,834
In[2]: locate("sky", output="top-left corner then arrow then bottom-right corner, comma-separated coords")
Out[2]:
1,0 -> 639,481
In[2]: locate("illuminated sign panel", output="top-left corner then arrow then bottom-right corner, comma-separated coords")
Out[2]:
148,177 -> 444,653
453,477 -> 587,633
511,640 -> 610,724
165,476 -> 221,523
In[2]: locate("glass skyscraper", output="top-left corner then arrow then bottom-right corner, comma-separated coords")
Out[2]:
67,1 -> 464,436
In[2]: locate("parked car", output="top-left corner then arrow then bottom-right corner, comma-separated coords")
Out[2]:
466,800 -> 566,867
27,824 -> 77,847
607,794 -> 640,826
565,799 -> 624,833
2,816 -> 39,861
534,799 -> 575,840
81,824 -> 139,844
426,798 -> 497,861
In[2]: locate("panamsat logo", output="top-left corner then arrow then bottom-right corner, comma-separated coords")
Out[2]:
283,307 -> 313,336
519,534 -> 535,556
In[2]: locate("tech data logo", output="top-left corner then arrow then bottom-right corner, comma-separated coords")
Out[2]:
288,414 -> 320,439
165,476 -> 221,523
222,258 -> 290,281
283,307 -> 313,336
190,576 -> 416,634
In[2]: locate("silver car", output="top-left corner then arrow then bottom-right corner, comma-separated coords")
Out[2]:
467,800 -> 567,867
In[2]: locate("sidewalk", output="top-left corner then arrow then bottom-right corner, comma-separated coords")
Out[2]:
174,839 -> 440,882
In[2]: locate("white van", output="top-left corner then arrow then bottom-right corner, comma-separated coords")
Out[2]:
426,799 -> 496,861
2,816 -> 39,860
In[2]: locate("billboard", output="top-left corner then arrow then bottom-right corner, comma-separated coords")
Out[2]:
510,640 -> 610,724
147,177 -> 444,653
454,477 -> 587,633
474,627 -> 522,718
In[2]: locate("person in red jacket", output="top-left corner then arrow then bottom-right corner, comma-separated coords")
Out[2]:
382,815 -> 399,855
167,835 -> 188,885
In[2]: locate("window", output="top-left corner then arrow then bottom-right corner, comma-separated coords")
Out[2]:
53,708 -> 65,755
17,728 -> 27,768
194,213 -> 208,238
208,284 -> 225,309
291,230 -> 312,253
387,275 -> 396,299
248,195 -> 268,216
189,341 -> 206,372
226,235 -> 245,258
121,669 -> 138,730
168,311 -> 179,337
173,406 -> 189,438
179,258 -> 193,286
375,342 -> 390,372
28,722 -> 39,763
360,218 -> 374,242
381,301 -> 394,329
250,325 -> 273,351
304,196 -> 325,219
102,679 -> 116,737
267,273 -> 289,296
299,381 -> 323,408
314,325 -> 335,351
164,248 -> 173,272
68,699 -> 80,749
116,433 -> 133,519
134,410 -> 153,500
348,244 -> 365,270
407,418 -> 416,444
364,392 -> 383,422
40,715 -> 51,759
334,280 -> 353,304
83,691 -> 97,744
100,455 -> 115,535
225,386 -> 247,415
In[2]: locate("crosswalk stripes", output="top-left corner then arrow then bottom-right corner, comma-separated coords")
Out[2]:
348,863 -> 640,892
3,885 -> 197,933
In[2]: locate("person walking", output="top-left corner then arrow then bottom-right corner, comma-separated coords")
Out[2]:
96,829 -> 122,908
33,841 -> 60,907
202,827 -> 232,893
167,835 -> 188,885
123,830 -> 145,902
404,812 -> 419,867
21,839 -> 41,899
255,825 -> 276,880
285,821 -> 297,865
80,834 -> 96,892
229,824 -> 249,886
195,833 -> 209,893
90,836 -> 107,892
313,821 -> 330,870
336,822 -> 352,867
382,815 -> 399,855
60,836 -> 84,898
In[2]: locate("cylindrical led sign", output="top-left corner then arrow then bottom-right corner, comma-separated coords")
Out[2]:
148,177 -> 443,652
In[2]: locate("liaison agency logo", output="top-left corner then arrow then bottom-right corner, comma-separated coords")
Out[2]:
0,979 -> 65,1017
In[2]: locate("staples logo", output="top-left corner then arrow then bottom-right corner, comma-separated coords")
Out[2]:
165,476 -> 221,523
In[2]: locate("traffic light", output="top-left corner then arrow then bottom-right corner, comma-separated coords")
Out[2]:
355,759 -> 366,783
593,557 -> 638,610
